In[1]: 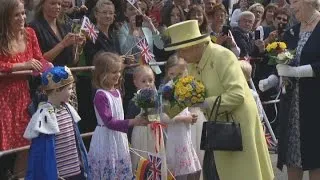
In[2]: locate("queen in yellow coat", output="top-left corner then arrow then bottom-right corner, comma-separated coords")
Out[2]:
164,20 -> 274,180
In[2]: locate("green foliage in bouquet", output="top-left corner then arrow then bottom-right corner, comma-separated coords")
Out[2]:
266,42 -> 295,65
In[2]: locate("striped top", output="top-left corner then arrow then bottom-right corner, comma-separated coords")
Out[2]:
55,105 -> 81,178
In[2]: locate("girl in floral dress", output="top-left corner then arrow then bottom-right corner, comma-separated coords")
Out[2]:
162,55 -> 202,180
87,52 -> 149,179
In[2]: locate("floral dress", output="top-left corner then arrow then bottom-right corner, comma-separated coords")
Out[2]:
88,89 -> 133,179
285,32 -> 312,167
0,27 -> 46,150
166,108 -> 202,176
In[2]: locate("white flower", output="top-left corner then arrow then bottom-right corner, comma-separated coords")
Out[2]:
277,52 -> 286,61
284,51 -> 294,59
277,51 -> 294,64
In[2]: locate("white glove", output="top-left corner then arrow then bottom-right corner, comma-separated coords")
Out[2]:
276,64 -> 314,77
259,75 -> 279,92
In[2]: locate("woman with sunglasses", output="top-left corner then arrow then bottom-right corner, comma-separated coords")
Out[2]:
264,8 -> 290,44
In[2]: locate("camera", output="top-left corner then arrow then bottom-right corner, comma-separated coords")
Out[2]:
254,30 -> 261,40
278,23 -> 286,35
222,25 -> 231,35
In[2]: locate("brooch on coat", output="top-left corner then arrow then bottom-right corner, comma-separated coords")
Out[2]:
290,29 -> 295,36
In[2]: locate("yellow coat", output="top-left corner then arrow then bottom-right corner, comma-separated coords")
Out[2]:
188,42 -> 274,180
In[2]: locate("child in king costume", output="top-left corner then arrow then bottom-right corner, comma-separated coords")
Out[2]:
24,66 -> 89,180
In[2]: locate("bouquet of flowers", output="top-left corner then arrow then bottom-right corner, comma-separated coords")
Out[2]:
162,75 -> 206,108
266,42 -> 294,65
134,88 -> 160,122
266,42 -> 295,94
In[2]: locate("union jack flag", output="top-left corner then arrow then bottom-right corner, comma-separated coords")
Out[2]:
147,153 -> 161,180
137,39 -> 154,64
262,123 -> 277,148
80,16 -> 99,44
127,0 -> 137,6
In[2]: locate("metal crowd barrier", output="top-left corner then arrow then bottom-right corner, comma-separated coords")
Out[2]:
0,62 -> 167,77
0,132 -> 94,158
0,61 -> 280,171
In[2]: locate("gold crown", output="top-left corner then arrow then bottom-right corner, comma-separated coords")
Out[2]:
41,66 -> 74,90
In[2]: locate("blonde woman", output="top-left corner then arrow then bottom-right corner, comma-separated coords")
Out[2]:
248,3 -> 265,39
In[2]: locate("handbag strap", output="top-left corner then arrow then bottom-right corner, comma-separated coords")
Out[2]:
200,121 -> 208,150
225,112 -> 236,122
208,96 -> 222,121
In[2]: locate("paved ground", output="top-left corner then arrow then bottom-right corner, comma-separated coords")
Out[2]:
14,153 -> 308,180
271,154 -> 308,180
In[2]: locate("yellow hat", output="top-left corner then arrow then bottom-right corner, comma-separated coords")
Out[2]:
164,20 -> 211,51
41,66 -> 74,90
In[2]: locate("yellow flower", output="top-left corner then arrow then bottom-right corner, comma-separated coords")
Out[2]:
186,76 -> 193,82
198,84 -> 205,91
181,78 -> 189,85
186,84 -> 193,91
279,42 -> 287,49
196,87 -> 202,94
185,92 -> 192,98
191,96 -> 199,104
179,96 -> 185,101
271,42 -> 278,49
266,44 -> 272,52
176,86 -> 188,96
175,82 -> 183,90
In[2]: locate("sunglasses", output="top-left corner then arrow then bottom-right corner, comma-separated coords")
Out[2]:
276,17 -> 288,22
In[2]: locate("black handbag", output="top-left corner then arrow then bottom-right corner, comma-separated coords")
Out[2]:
200,96 -> 243,151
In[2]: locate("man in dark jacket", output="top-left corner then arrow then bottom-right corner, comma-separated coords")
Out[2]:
232,11 -> 265,58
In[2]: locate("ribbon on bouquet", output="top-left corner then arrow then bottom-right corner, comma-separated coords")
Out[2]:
280,76 -> 290,94
150,122 -> 167,153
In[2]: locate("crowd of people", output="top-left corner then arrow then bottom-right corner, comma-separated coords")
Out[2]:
0,0 -> 320,179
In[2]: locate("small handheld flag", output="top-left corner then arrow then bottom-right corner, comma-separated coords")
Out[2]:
137,39 -> 154,64
148,153 -> 162,180
80,16 -> 99,44
127,0 -> 137,6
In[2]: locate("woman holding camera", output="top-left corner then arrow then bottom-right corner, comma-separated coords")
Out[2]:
207,4 -> 240,57
118,1 -> 162,111
264,8 -> 290,44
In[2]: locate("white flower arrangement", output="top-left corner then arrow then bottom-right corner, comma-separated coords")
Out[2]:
277,51 -> 294,65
